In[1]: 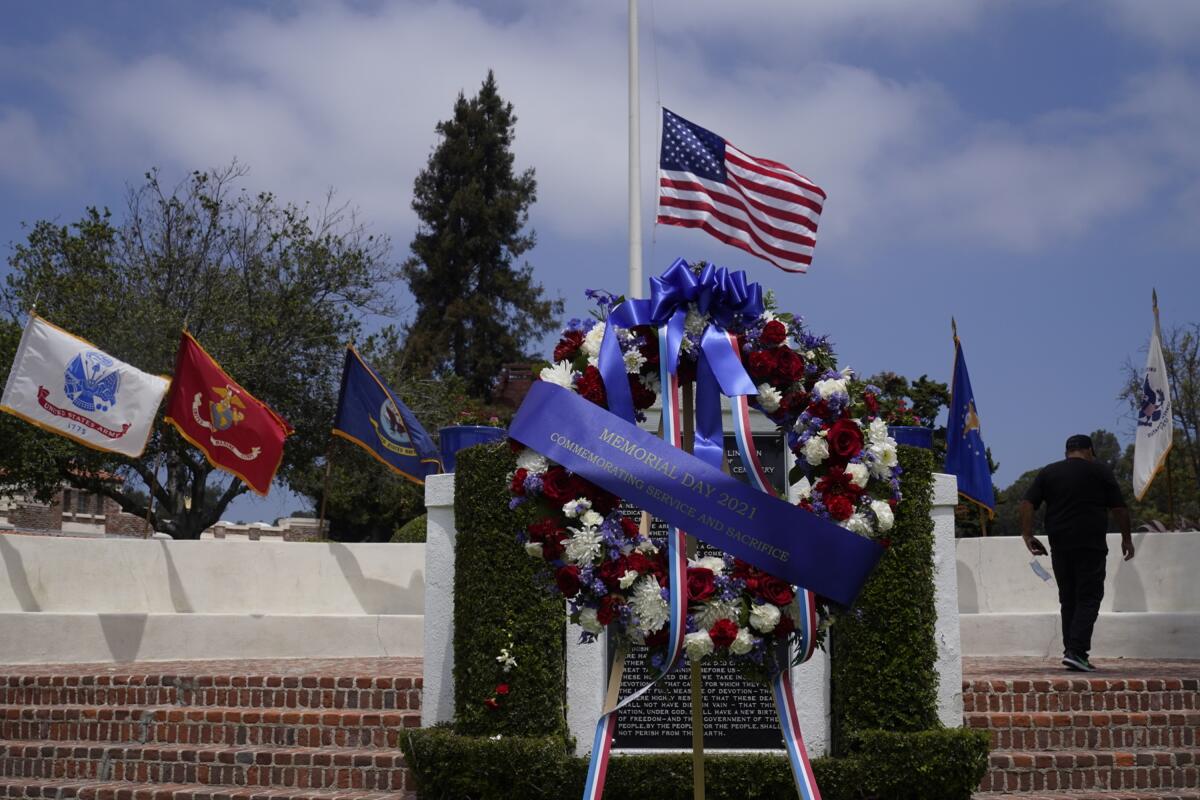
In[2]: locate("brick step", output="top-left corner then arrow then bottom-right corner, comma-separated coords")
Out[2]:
0,775 -> 410,799
0,707 -> 420,749
964,677 -> 1199,714
975,793 -> 1200,800
0,740 -> 410,792
968,711 -> 1200,751
0,675 -> 420,712
979,749 -> 1199,794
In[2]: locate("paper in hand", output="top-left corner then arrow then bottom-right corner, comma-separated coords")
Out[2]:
1029,559 -> 1052,582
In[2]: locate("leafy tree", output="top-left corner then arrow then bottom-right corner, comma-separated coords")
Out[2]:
401,71 -> 562,399
1,164 -> 394,538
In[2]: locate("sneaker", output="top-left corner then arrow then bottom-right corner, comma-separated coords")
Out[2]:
1062,652 -> 1095,672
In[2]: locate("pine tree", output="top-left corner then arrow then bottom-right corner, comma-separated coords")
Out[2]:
402,71 -> 562,399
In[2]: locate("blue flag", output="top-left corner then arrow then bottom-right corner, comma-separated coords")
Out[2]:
945,335 -> 995,514
332,347 -> 442,483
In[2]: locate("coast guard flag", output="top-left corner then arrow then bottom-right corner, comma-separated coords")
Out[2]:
332,347 -> 442,484
945,332 -> 995,515
1,315 -> 168,457
1133,296 -> 1173,500
164,332 -> 293,496
657,107 -> 825,273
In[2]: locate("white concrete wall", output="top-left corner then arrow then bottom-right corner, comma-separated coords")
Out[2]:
0,534 -> 425,663
957,531 -> 1200,658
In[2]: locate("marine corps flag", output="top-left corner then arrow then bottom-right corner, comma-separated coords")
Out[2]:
332,346 -> 442,484
164,332 -> 293,496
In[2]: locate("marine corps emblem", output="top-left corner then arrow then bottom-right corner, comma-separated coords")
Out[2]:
209,386 -> 247,431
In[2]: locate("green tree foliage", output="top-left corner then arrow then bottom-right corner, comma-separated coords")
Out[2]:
401,71 -> 562,400
1,164 -> 394,538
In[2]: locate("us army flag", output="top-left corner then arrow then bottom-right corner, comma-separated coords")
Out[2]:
1133,298 -> 1173,500
0,315 -> 169,457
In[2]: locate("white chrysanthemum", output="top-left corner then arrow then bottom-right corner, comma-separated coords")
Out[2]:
693,599 -> 737,630
871,499 -> 895,532
684,306 -> 708,336
524,542 -> 544,558
760,309 -> 778,324
692,556 -> 727,575
868,418 -> 892,445
867,442 -> 898,477
540,360 -> 576,389
813,377 -> 848,401
791,476 -> 812,502
582,322 -> 606,363
756,383 -> 782,413
623,347 -> 646,373
730,627 -> 756,655
640,372 -> 661,395
516,449 -> 548,474
562,498 -> 592,518
579,607 -> 604,635
749,602 -> 781,633
842,512 -> 873,536
618,570 -> 639,590
845,463 -> 870,489
684,631 -> 715,661
630,576 -> 669,633
564,528 -> 604,566
636,538 -> 658,554
580,510 -> 604,529
803,435 -> 829,466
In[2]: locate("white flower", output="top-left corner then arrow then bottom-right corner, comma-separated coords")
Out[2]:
524,542 -> 544,558
871,499 -> 895,532
580,510 -> 604,529
842,512 -> 873,536
640,372 -> 661,395
845,463 -> 870,489
579,607 -> 604,635
692,556 -> 727,575
813,377 -> 848,401
868,418 -> 891,445
760,309 -> 778,324
564,528 -> 603,565
582,322 -> 606,365
623,347 -> 646,373
730,627 -> 756,655
684,306 -> 708,336
562,498 -> 592,518
867,442 -> 898,478
791,476 -> 812,502
756,383 -> 782,413
630,576 -> 669,633
802,435 -> 829,466
636,538 -> 658,554
496,647 -> 517,672
684,631 -> 715,661
618,570 -> 639,590
693,600 -> 737,630
516,449 -> 548,474
540,360 -> 576,389
749,602 -> 781,633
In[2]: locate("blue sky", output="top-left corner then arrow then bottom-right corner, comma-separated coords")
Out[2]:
2,1 -> 1199,522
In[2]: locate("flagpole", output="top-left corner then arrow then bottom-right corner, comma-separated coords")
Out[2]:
143,448 -> 164,539
1153,289 -> 1176,525
628,0 -> 642,300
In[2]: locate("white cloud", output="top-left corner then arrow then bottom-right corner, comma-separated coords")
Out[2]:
1102,0 -> 1200,49
0,108 -> 68,189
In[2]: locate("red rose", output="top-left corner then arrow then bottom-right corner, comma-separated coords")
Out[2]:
759,578 -> 795,607
576,366 -> 608,407
643,626 -> 668,649
566,474 -> 595,503
746,350 -> 777,382
780,391 -> 808,416
541,532 -> 566,561
597,594 -> 623,626
496,683 -> 510,696
686,567 -> 716,603
597,559 -> 623,589
827,419 -> 864,460
510,468 -> 528,496
774,349 -> 804,384
555,565 -> 582,597
759,320 -> 787,347
826,494 -> 855,521
806,399 -> 831,419
775,613 -> 796,637
620,516 -> 640,539
630,375 -> 657,410
541,467 -> 575,505
553,330 -> 585,363
708,619 -> 739,650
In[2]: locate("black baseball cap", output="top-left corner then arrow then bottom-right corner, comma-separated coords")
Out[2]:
1065,434 -> 1094,452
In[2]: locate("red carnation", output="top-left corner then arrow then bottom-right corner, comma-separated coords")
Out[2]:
576,366 -> 608,407
746,350 -> 777,382
553,330 -> 585,363
510,468 -> 528,496
686,567 -> 717,603
759,577 -> 795,607
496,683 -> 510,696
863,392 -> 879,415
826,494 -> 855,521
780,390 -> 808,416
827,419 -> 864,460
620,516 -> 640,539
597,594 -> 624,626
759,320 -> 787,347
630,375 -> 657,410
541,466 -> 575,505
708,619 -> 739,650
555,565 -> 582,597
774,349 -> 804,384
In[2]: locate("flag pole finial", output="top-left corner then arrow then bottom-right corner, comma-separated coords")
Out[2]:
951,316 -> 959,342
1152,288 -> 1161,330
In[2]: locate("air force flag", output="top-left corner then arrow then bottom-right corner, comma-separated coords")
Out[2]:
945,333 -> 995,514
1,315 -> 168,457
332,347 -> 442,484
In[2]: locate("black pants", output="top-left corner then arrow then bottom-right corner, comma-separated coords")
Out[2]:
1050,547 -> 1108,658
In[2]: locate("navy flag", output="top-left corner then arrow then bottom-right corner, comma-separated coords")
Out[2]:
945,327 -> 995,515
332,347 -> 442,484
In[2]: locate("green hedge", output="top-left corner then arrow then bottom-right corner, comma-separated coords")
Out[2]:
452,443 -> 568,738
391,513 -> 428,543
830,445 -> 939,753
401,726 -> 990,800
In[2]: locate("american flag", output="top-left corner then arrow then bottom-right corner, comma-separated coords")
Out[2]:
657,108 -> 825,273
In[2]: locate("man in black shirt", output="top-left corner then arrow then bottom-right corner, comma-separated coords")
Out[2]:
1020,434 -> 1134,672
